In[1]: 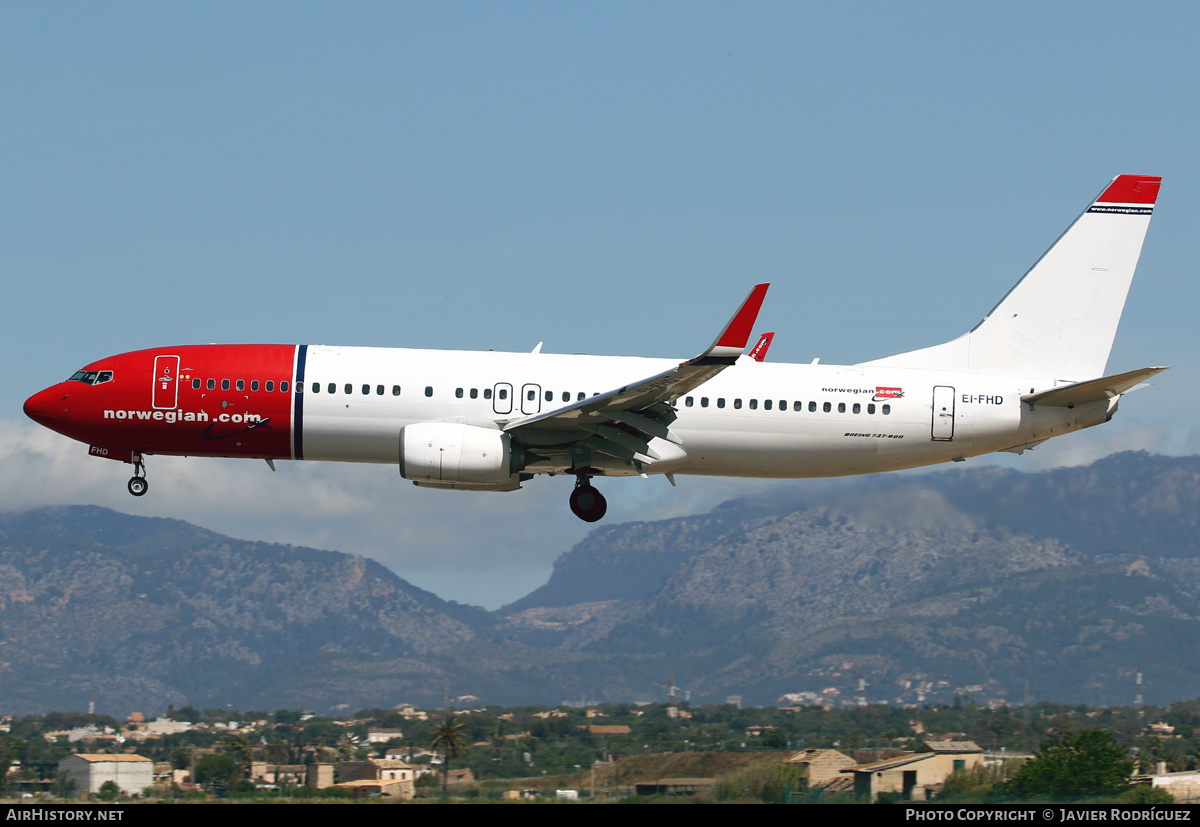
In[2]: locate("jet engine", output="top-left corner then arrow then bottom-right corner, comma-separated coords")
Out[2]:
400,422 -> 514,485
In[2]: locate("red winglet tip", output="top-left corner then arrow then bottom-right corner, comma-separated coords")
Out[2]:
1097,175 -> 1161,205
716,284 -> 770,349
749,332 -> 775,362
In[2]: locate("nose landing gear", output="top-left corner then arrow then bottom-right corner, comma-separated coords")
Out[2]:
127,454 -> 148,497
569,476 -> 607,523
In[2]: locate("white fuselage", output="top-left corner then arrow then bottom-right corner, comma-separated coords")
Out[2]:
298,345 -> 1102,478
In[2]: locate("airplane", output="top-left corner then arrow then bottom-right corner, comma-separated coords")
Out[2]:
24,174 -> 1164,523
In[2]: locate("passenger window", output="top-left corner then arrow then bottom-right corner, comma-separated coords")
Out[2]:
425,386 -> 433,397
809,401 -> 816,412
328,383 -> 335,394
685,397 -> 694,407
192,379 -> 201,389
823,402 -> 831,412
207,379 -> 215,390
236,380 -> 245,391
312,383 -> 320,393
853,403 -> 860,414
281,381 -> 289,392
251,380 -> 259,391
562,392 -> 569,402
701,397 -> 709,407
527,390 -> 536,401
377,385 -> 384,395
498,389 -> 507,400
717,398 -> 726,409
546,391 -> 553,402
266,381 -> 274,392
882,404 -> 891,415
763,400 -> 771,410
484,388 -> 492,400
838,403 -> 846,413
292,381 -> 300,393
733,399 -> 742,409
470,388 -> 478,399
221,379 -> 229,390
344,383 -> 352,395
392,385 -> 401,396
456,388 -> 464,398
750,399 -> 758,410
362,384 -> 369,395
868,403 -> 876,414
577,392 -> 585,401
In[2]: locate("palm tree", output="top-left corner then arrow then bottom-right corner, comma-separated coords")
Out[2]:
430,719 -> 467,793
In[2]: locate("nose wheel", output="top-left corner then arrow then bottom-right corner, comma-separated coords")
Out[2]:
569,478 -> 607,523
127,456 -> 148,497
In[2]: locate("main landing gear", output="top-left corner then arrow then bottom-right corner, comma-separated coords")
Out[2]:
127,455 -> 148,497
569,476 -> 607,523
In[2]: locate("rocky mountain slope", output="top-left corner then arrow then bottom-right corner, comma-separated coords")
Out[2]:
3,452 -> 1200,714
0,506 -> 489,713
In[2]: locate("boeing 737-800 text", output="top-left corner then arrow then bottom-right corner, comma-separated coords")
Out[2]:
24,175 -> 1165,522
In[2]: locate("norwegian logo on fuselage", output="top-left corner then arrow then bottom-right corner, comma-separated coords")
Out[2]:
873,387 -> 904,401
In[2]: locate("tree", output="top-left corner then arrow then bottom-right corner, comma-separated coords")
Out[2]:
220,733 -> 257,773
194,753 -> 240,787
430,719 -> 467,793
51,771 -> 77,800
998,730 -> 1134,800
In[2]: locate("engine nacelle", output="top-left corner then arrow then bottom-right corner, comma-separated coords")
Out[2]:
400,422 -> 513,485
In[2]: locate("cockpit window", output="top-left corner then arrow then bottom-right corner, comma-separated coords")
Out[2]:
68,370 -> 114,386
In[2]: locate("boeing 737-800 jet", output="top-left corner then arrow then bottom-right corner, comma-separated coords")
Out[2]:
24,175 -> 1164,522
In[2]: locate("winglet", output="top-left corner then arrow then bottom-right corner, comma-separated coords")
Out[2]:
699,284 -> 769,362
749,332 -> 775,362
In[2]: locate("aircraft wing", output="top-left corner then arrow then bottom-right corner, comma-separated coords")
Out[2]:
1021,366 -> 1168,408
502,284 -> 768,463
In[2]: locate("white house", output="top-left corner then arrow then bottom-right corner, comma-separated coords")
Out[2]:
59,754 -> 154,796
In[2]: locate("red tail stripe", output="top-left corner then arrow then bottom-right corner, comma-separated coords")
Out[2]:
1097,175 -> 1161,205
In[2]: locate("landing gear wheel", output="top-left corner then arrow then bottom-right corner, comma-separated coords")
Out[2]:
569,484 -> 607,523
127,454 -> 148,497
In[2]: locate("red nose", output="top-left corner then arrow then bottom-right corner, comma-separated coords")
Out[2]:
23,386 -> 66,428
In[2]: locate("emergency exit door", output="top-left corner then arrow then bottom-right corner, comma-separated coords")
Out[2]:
152,355 -> 179,409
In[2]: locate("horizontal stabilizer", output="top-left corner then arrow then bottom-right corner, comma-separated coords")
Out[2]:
1021,367 -> 1167,408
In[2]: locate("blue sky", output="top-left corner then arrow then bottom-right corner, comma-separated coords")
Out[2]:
2,2 -> 1197,608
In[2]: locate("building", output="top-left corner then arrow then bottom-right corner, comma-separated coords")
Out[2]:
1134,766 -> 1200,803
59,754 -> 154,796
248,762 -> 307,787
337,759 -> 416,799
635,778 -> 715,797
785,749 -> 857,788
366,728 -> 403,744
333,778 -> 410,798
842,741 -> 984,802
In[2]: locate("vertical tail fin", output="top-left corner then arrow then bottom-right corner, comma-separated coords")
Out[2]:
865,175 -> 1161,380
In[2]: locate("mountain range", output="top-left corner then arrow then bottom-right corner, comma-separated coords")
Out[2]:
2,450 -> 1199,715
